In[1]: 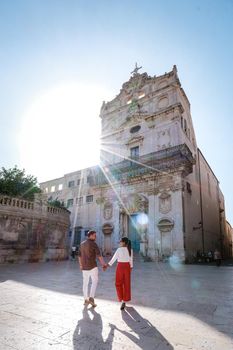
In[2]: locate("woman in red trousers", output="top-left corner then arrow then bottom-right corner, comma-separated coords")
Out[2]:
106,237 -> 133,310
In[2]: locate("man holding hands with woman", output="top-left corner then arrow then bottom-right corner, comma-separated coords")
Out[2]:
78,231 -> 133,310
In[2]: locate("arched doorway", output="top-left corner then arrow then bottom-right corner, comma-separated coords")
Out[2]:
120,194 -> 148,252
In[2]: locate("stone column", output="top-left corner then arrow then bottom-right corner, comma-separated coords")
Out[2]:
171,189 -> 185,261
118,211 -> 122,237
148,194 -> 158,260
113,202 -> 120,250
123,213 -> 128,237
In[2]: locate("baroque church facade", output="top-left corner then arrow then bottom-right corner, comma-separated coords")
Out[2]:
40,65 -> 229,262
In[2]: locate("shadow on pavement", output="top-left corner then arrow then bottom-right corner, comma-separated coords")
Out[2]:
72,306 -> 115,349
0,259 -> 233,343
111,306 -> 173,349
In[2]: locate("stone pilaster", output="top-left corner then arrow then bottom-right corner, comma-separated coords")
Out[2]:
147,194 -> 158,260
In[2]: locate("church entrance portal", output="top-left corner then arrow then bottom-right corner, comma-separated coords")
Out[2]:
120,194 -> 148,253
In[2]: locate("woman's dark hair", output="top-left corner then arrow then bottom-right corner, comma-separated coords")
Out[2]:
121,237 -> 131,256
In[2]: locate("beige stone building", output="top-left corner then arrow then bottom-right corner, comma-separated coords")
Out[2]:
40,65 -> 231,262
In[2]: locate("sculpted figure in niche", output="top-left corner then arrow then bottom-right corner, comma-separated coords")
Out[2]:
159,192 -> 171,214
103,202 -> 113,220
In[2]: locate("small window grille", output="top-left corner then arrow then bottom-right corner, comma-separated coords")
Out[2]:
67,198 -> 74,207
68,181 -> 75,188
86,195 -> 93,203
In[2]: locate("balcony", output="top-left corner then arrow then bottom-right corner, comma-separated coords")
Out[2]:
94,144 -> 195,186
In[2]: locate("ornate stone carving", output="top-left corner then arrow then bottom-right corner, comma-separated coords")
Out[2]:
102,223 -> 114,235
170,182 -> 183,192
120,193 -> 148,214
147,187 -> 160,196
96,197 -> 105,205
103,202 -> 113,220
159,192 -> 171,214
157,218 -> 174,232
120,72 -> 152,96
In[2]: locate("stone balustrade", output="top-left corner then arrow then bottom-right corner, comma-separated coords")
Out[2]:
0,196 -> 34,210
0,194 -> 70,264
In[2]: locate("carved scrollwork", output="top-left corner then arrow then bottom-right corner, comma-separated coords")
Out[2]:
147,188 -> 159,196
120,193 -> 148,214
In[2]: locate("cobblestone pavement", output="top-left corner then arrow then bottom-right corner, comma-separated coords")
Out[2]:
0,257 -> 233,350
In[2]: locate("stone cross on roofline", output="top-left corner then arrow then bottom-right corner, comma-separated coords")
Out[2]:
131,62 -> 142,76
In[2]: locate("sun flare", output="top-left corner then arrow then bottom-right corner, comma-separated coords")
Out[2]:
19,82 -> 113,182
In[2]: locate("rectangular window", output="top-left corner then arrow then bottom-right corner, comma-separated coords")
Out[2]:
51,185 -> 55,192
86,195 -> 93,203
74,227 -> 82,247
68,180 -> 75,188
58,184 -> 63,191
67,198 -> 73,207
130,146 -> 139,159
76,197 -> 83,205
45,187 -> 48,193
87,176 -> 94,185
77,179 -> 81,186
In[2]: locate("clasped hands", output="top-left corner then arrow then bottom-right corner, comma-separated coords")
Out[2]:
102,263 -> 109,271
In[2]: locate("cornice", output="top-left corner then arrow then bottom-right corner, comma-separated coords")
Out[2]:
145,103 -> 184,123
125,135 -> 144,146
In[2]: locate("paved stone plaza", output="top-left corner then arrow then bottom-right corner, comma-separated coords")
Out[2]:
0,257 -> 233,350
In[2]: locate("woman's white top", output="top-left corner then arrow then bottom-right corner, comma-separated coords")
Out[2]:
108,247 -> 133,268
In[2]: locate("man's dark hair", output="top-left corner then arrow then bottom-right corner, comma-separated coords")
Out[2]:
87,230 -> 96,237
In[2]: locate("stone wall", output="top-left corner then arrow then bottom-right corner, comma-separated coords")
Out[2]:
0,194 -> 70,264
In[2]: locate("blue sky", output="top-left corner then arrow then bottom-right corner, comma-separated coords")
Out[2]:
0,0 -> 232,224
